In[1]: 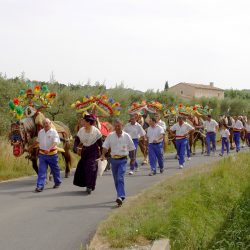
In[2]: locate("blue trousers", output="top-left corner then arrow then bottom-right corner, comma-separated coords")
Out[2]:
176,138 -> 187,165
247,133 -> 250,147
186,141 -> 191,158
110,158 -> 127,199
221,137 -> 229,155
148,143 -> 164,173
37,154 -> 61,189
206,132 -> 216,154
233,131 -> 241,152
129,139 -> 139,170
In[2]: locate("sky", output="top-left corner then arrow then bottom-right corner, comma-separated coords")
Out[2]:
0,0 -> 250,91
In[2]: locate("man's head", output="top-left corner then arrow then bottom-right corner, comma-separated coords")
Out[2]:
207,115 -> 212,121
177,116 -> 184,125
149,117 -> 157,127
43,118 -> 52,131
114,119 -> 123,134
154,113 -> 160,122
129,114 -> 136,124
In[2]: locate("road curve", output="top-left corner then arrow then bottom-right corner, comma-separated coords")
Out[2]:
0,149 -> 246,250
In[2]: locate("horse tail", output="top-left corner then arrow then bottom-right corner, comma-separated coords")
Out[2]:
63,140 -> 72,167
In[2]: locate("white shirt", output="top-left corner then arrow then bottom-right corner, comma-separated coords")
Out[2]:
38,128 -> 60,150
77,126 -> 102,146
147,125 -> 165,143
203,119 -> 218,133
245,124 -> 250,133
220,129 -> 230,138
170,122 -> 194,138
157,119 -> 167,131
103,131 -> 135,156
233,120 -> 244,130
123,122 -> 146,139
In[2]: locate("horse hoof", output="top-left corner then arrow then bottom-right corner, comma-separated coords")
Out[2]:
65,173 -> 70,178
49,176 -> 52,181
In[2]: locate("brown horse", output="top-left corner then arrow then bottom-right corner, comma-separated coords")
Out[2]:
9,115 -> 72,177
187,115 -> 205,154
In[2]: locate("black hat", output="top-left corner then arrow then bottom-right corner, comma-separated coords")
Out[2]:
84,114 -> 96,123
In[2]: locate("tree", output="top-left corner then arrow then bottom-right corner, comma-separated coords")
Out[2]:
164,81 -> 169,91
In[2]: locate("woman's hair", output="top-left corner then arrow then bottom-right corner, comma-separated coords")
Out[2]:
83,114 -> 96,125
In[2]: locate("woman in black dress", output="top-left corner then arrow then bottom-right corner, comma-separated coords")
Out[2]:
73,115 -> 102,194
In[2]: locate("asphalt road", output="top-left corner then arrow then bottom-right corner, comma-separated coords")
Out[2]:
0,148 -> 248,250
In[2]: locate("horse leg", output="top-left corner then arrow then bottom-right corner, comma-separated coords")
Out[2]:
63,141 -> 72,178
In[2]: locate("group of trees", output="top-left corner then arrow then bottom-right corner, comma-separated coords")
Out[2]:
1,76 -> 250,136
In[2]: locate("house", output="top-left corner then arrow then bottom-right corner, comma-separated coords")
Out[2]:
168,82 -> 224,99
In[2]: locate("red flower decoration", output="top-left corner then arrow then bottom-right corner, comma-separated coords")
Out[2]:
35,85 -> 41,91
179,103 -> 183,108
13,98 -> 19,105
193,106 -> 197,110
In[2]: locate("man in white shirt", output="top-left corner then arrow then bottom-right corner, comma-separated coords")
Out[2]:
35,118 -> 61,192
203,115 -> 218,156
101,119 -> 135,207
124,114 -> 146,175
232,116 -> 244,152
155,113 -> 167,131
170,116 -> 194,169
147,117 -> 165,176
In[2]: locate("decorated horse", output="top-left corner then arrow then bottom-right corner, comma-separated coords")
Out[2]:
8,85 -> 72,177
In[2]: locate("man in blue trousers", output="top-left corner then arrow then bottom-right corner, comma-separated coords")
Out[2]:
147,117 -> 165,176
35,118 -> 61,192
203,115 -> 218,156
170,116 -> 194,169
233,116 -> 244,152
101,119 -> 135,207
124,114 -> 146,175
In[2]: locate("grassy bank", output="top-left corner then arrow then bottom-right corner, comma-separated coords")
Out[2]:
0,139 -> 78,181
92,152 -> 250,250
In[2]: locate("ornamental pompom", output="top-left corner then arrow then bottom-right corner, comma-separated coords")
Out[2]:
8,100 -> 15,110
15,106 -> 24,115
34,85 -> 41,93
41,85 -> 49,93
13,98 -> 19,105
19,89 -> 25,96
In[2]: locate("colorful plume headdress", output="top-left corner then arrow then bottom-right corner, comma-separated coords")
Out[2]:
192,104 -> 213,116
128,100 -> 163,115
8,84 -> 57,120
71,95 -> 121,117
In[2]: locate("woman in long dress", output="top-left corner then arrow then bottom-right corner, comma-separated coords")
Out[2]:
73,114 -> 102,194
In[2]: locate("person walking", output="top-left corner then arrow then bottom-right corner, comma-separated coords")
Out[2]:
35,118 -> 61,192
73,114 -> 103,194
245,118 -> 250,147
232,116 -> 244,152
203,115 -> 218,156
101,119 -> 135,207
218,123 -> 230,156
170,116 -> 194,169
124,114 -> 146,175
147,117 -> 165,176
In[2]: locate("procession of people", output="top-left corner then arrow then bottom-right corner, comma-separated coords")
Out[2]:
7,89 -> 250,207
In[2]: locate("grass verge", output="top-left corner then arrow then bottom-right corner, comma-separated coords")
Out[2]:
91,152 -> 250,250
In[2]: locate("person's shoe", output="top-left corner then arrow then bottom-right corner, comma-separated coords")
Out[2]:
53,184 -> 60,189
160,168 -> 164,174
219,153 -> 223,156
35,187 -> 43,192
86,188 -> 92,194
179,165 -> 184,169
116,197 -> 123,207
148,171 -> 156,176
129,171 -> 134,175
121,197 -> 125,201
187,157 -> 191,161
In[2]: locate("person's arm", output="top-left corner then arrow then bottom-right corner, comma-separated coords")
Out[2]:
96,137 -> 103,154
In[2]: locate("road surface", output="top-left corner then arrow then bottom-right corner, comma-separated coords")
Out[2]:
0,149 -> 248,250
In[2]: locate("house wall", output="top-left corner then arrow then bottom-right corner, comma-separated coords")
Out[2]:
169,83 -> 224,99
169,84 -> 195,99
